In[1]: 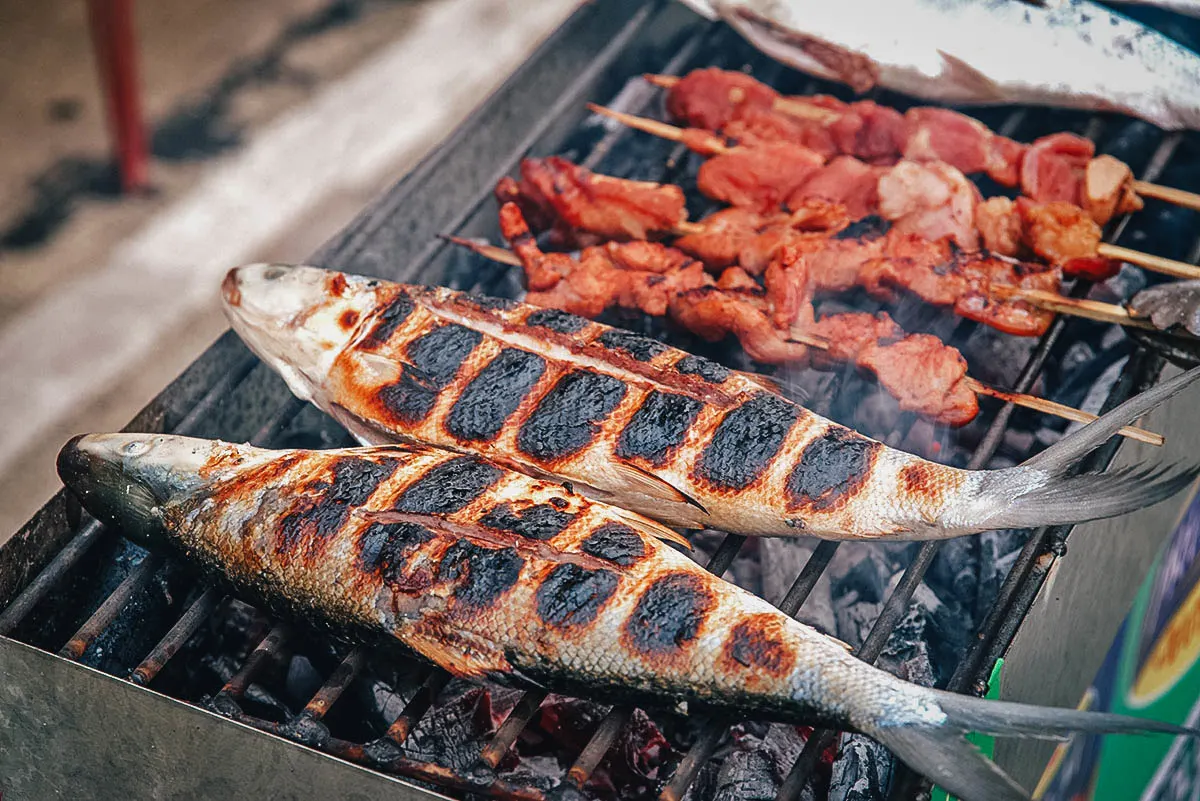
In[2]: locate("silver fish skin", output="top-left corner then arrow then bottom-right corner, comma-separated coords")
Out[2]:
56,431 -> 1199,801
1107,0 -> 1200,17
220,263 -> 1200,542
679,0 -> 1200,130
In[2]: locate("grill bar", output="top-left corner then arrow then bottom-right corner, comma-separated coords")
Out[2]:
481,690 -> 549,768
0,521 -> 106,636
303,647 -> 367,721
130,587 -> 222,686
59,552 -> 164,660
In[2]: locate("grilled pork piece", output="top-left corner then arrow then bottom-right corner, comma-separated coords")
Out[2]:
499,201 -> 982,424
676,2 -> 1200,131
223,263 -> 1200,541
494,156 -> 687,248
658,67 -> 1145,223
57,432 -> 1198,801
502,156 -> 1110,277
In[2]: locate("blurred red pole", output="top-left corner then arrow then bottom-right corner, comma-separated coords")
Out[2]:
86,0 -> 149,192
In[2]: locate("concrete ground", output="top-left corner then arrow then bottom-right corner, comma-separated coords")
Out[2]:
0,0 -> 578,540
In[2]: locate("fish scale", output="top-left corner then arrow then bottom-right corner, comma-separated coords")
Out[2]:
223,264 -> 1200,541
57,432 -> 1200,801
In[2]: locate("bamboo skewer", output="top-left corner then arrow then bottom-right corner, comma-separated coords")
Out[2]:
640,76 -> 1200,217
589,103 -> 1200,282
443,235 -> 1163,446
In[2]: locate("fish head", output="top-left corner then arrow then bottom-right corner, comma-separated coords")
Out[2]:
56,433 -> 240,546
222,263 -> 383,402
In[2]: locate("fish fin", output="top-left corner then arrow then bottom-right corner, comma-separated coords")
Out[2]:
611,506 -> 695,551
737,369 -> 810,404
975,366 -> 1200,530
936,50 -> 1008,103
735,369 -> 784,395
355,350 -> 407,383
403,622 -> 511,680
614,461 -> 710,516
718,7 -> 878,92
872,690 -> 1198,801
869,725 -> 1029,801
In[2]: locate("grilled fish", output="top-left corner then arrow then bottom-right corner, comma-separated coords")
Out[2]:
677,0 -> 1200,130
56,432 -> 1197,801
221,263 -> 1200,541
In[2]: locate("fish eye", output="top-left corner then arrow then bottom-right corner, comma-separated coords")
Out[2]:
263,265 -> 290,281
121,441 -> 151,457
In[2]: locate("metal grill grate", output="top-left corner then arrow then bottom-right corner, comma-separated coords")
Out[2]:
2,1 -> 1196,799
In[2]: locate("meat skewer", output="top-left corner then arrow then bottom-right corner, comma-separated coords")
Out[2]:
499,154 -> 1177,341
444,231 -> 1163,445
589,103 -> 1200,282
644,69 -> 1200,218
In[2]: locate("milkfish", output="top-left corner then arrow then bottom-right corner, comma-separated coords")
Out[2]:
676,0 -> 1200,130
221,263 -> 1200,542
56,432 -> 1196,801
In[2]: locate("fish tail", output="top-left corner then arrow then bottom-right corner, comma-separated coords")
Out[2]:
972,365 -> 1200,531
870,690 -> 1196,801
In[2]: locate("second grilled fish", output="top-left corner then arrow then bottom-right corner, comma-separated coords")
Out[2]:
57,432 -> 1196,801
679,0 -> 1200,130
222,263 -> 1199,541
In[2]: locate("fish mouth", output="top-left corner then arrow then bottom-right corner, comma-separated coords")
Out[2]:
221,263 -> 372,403
57,433 -> 213,545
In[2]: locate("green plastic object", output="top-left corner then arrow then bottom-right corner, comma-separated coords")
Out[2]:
930,657 -> 1004,801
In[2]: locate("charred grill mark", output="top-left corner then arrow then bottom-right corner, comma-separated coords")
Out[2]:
445,348 -> 546,442
407,323 -> 484,384
362,291 -> 415,349
623,573 -> 713,657
339,310 -> 361,331
466,293 -> 518,311
833,214 -> 891,241
330,273 -> 348,295
526,307 -> 589,334
358,521 -> 433,582
899,462 -> 941,499
615,391 -> 704,466
517,370 -> 627,462
580,524 -> 645,567
597,329 -> 669,362
786,428 -> 882,512
376,323 -> 483,424
277,457 -> 399,554
536,563 -> 620,630
696,393 -> 798,490
674,354 -> 730,384
376,373 -> 439,425
360,509 -> 611,571
394,456 -> 502,515
481,502 -> 575,541
438,541 -> 524,609
722,614 -> 795,678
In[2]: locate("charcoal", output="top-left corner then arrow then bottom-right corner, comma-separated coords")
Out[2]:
501,754 -> 563,791
830,545 -> 891,605
400,683 -> 500,773
760,538 -> 836,634
285,654 -> 323,705
828,735 -> 893,801
927,537 -> 978,609
975,529 -> 1029,620
709,725 -> 811,801
835,598 -> 881,650
1093,263 -> 1147,304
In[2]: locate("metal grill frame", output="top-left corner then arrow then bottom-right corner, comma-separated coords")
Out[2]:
0,1 -> 1186,799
